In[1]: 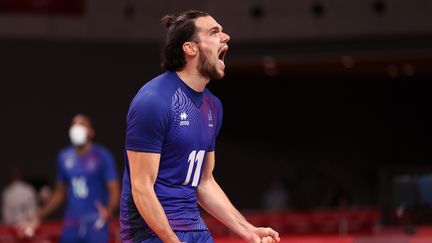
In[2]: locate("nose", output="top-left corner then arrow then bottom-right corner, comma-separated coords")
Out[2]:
221,32 -> 230,43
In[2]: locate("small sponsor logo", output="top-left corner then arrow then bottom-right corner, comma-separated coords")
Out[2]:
208,110 -> 214,127
180,112 -> 190,126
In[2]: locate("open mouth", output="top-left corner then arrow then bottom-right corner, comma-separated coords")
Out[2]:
218,46 -> 228,63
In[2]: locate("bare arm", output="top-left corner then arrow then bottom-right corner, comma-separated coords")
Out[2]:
106,181 -> 120,216
95,180 -> 120,221
37,181 -> 66,220
127,150 -> 180,243
197,152 -> 280,243
16,182 -> 66,237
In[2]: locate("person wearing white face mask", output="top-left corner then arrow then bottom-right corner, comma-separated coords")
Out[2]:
17,114 -> 120,243
69,123 -> 89,147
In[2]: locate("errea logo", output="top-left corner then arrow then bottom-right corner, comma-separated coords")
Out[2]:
180,112 -> 190,126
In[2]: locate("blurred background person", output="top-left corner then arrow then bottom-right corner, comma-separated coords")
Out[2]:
262,176 -> 289,211
38,184 -> 53,206
18,114 -> 120,243
2,167 -> 38,225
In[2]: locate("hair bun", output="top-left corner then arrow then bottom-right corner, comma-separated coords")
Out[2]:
161,15 -> 176,29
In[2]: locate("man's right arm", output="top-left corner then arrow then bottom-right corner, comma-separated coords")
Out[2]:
127,150 -> 180,243
36,181 -> 66,220
16,181 -> 66,237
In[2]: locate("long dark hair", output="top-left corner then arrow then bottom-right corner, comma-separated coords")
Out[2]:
161,10 -> 209,71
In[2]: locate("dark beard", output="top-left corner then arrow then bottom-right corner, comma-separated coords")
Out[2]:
197,48 -> 224,80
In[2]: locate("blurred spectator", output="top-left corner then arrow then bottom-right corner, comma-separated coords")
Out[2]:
330,188 -> 353,209
17,114 -> 120,242
26,178 -> 54,208
38,184 -> 53,206
262,176 -> 289,211
418,174 -> 432,206
2,167 -> 38,224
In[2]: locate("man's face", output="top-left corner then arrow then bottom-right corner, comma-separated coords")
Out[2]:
194,16 -> 230,80
70,115 -> 94,146
71,115 -> 92,133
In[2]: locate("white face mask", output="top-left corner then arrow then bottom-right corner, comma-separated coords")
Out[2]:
69,124 -> 88,146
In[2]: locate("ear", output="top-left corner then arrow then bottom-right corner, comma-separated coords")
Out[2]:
182,42 -> 198,56
88,127 -> 95,140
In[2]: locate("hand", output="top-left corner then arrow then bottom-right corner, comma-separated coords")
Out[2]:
247,227 -> 280,243
260,236 -> 278,243
94,200 -> 111,229
16,217 -> 40,239
95,200 -> 110,222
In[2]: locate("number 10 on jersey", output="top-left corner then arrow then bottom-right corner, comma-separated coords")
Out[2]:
183,150 -> 205,187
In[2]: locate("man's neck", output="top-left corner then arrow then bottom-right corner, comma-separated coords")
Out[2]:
75,142 -> 92,155
176,68 -> 209,92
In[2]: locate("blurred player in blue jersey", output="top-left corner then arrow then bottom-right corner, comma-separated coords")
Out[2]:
120,10 -> 280,243
18,114 -> 120,243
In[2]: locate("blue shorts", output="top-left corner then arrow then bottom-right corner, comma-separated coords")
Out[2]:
60,214 -> 108,243
140,230 -> 213,243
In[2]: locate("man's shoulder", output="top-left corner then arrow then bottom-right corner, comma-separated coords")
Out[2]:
58,145 -> 74,157
132,71 -> 179,108
140,71 -> 178,95
204,89 -> 222,107
92,143 -> 107,151
92,143 -> 113,157
205,88 -> 219,99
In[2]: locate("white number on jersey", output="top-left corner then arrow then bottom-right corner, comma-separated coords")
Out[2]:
183,150 -> 205,187
71,176 -> 89,198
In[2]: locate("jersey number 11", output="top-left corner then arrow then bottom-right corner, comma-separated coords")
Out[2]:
183,150 -> 205,187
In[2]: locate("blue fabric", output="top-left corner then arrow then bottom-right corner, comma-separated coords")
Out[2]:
60,213 -> 109,243
139,230 -> 213,243
419,174 -> 432,205
56,143 -> 118,223
120,71 -> 223,242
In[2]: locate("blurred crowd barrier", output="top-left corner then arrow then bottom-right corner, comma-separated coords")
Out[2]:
1,209 -> 432,243
204,209 -> 380,236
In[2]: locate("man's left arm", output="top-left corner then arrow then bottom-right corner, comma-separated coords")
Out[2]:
197,152 -> 280,243
107,180 -> 120,216
96,180 -> 120,222
96,149 -> 120,221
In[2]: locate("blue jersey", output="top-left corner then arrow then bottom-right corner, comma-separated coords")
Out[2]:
120,71 -> 223,242
56,143 -> 118,226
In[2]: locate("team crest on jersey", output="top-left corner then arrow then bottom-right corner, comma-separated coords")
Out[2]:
180,112 -> 190,126
208,110 -> 214,128
86,157 -> 97,171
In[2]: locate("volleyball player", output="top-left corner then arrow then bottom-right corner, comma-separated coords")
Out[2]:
120,10 -> 280,243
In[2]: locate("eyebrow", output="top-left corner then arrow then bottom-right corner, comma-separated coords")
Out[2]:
208,26 -> 222,33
